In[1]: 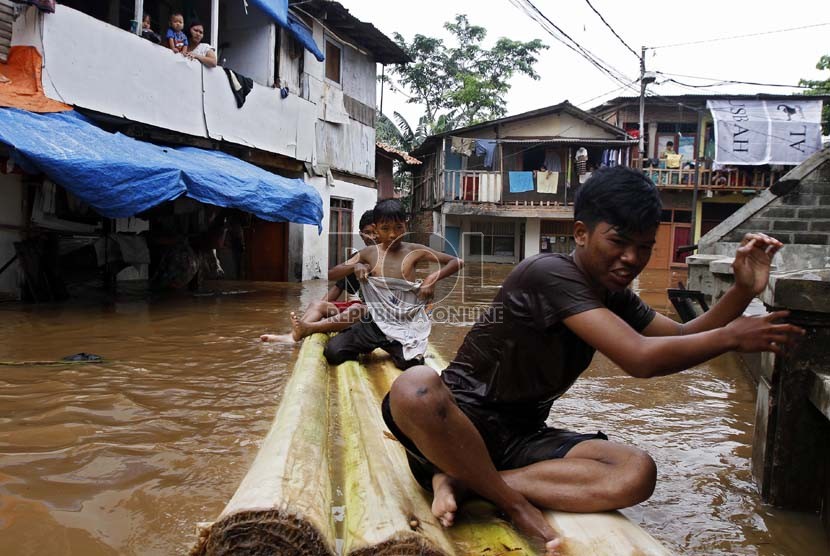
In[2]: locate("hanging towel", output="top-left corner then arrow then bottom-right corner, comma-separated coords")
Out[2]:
508,171 -> 534,193
536,171 -> 559,194
474,139 -> 497,168
224,68 -> 254,108
361,276 -> 431,360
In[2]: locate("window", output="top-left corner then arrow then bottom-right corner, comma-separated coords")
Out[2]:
469,221 -> 515,257
329,198 -> 353,269
325,40 -> 341,83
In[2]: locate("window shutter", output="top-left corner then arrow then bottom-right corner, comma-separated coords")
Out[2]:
0,0 -> 15,63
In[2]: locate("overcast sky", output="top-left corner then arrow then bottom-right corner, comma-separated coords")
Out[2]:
343,0 -> 829,127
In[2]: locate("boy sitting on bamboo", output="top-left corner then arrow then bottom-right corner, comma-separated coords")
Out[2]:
324,199 -> 463,370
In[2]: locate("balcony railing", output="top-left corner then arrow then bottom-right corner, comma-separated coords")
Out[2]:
442,170 -> 503,203
636,159 -> 782,190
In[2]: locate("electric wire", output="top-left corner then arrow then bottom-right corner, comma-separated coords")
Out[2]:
508,0 -> 637,93
649,21 -> 830,49
582,0 -> 639,59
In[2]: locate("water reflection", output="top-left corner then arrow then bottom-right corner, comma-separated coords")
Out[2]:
0,267 -> 826,555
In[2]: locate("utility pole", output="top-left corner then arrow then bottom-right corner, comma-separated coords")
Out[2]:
638,47 -> 656,164
638,46 -> 646,162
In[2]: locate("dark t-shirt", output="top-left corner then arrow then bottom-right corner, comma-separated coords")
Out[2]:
442,253 -> 655,428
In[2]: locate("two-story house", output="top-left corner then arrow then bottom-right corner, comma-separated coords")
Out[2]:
0,1 -> 408,299
408,101 -> 637,264
590,93 -> 828,270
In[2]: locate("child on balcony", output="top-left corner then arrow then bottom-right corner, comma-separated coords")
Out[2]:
165,13 -> 188,54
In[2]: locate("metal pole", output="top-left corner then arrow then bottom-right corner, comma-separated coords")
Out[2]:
133,0 -> 144,35
638,46 -> 646,162
210,0 -> 219,50
380,64 -> 385,114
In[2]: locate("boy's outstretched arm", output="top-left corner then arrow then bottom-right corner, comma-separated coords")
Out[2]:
414,247 -> 463,299
564,306 -> 804,379
644,232 -> 782,337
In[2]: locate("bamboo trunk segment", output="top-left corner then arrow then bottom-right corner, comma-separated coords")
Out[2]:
192,338 -> 670,556
336,358 -> 454,555
191,334 -> 336,556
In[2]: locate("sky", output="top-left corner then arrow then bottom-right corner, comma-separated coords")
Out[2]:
342,0 -> 830,128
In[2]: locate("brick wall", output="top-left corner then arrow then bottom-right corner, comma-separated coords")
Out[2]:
408,209 -> 435,246
723,160 -> 830,246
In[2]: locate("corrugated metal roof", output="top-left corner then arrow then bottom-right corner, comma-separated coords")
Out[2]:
376,142 -> 421,165
293,1 -> 410,64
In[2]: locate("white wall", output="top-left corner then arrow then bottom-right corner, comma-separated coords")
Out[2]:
0,173 -> 23,296
300,176 -> 377,281
220,0 -> 274,86
524,217 -> 540,260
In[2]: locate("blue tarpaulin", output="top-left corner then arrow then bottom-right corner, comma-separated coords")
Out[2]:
287,14 -> 325,62
0,108 -> 323,230
248,0 -> 288,27
249,0 -> 325,62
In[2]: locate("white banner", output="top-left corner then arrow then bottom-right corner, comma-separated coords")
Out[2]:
707,99 -> 822,165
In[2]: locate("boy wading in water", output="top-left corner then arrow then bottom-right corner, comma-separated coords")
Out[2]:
381,166 -> 804,554
324,199 -> 463,370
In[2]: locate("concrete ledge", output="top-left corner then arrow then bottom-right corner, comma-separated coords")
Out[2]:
762,269 -> 830,313
810,370 -> 830,422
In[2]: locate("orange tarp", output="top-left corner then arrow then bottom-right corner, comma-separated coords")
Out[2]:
0,46 -> 71,113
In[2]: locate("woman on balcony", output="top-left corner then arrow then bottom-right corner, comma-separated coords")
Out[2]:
185,21 -> 217,68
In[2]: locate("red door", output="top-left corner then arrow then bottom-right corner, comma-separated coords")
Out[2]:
245,219 -> 287,281
671,225 -> 691,266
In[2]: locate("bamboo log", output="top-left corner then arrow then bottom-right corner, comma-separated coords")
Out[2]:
336,358 -> 454,555
544,511 -> 671,555
191,334 -> 336,556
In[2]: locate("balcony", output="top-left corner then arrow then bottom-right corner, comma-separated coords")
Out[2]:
11,5 -> 316,163
637,160 -> 782,191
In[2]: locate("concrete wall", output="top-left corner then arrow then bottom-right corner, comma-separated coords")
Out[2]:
0,173 -> 23,297
297,175 -> 377,281
700,156 -> 830,271
525,217 -> 540,259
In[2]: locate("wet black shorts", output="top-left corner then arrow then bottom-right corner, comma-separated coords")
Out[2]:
381,391 -> 608,491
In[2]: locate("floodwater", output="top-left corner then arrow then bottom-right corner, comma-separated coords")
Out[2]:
0,265 -> 827,555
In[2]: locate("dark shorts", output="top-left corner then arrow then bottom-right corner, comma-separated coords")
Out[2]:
323,316 -> 425,370
381,390 -> 607,491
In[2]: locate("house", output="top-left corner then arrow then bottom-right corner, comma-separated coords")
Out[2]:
408,101 -> 638,264
0,1 -> 408,299
589,94 -> 829,270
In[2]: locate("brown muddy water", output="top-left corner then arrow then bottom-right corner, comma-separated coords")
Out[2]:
0,264 -> 827,555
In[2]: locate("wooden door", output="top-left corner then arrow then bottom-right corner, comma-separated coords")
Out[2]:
646,223 -> 672,270
671,225 -> 692,266
245,219 -> 287,281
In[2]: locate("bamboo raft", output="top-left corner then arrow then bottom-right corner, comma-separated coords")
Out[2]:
191,334 -> 671,555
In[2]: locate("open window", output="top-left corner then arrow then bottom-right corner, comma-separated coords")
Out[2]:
325,38 -> 341,84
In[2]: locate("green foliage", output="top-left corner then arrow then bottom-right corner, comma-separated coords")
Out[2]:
388,14 -> 547,140
800,54 -> 830,134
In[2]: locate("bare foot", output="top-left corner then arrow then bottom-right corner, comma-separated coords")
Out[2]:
506,501 -> 561,555
431,473 -> 463,527
290,312 -> 311,342
260,333 -> 295,343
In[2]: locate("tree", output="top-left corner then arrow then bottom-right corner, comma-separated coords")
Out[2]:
800,54 -> 830,135
387,14 -> 547,142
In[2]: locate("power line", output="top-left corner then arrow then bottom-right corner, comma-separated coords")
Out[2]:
649,21 -> 830,50
508,0 -> 637,93
582,0 -> 638,59
654,71 -> 815,90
